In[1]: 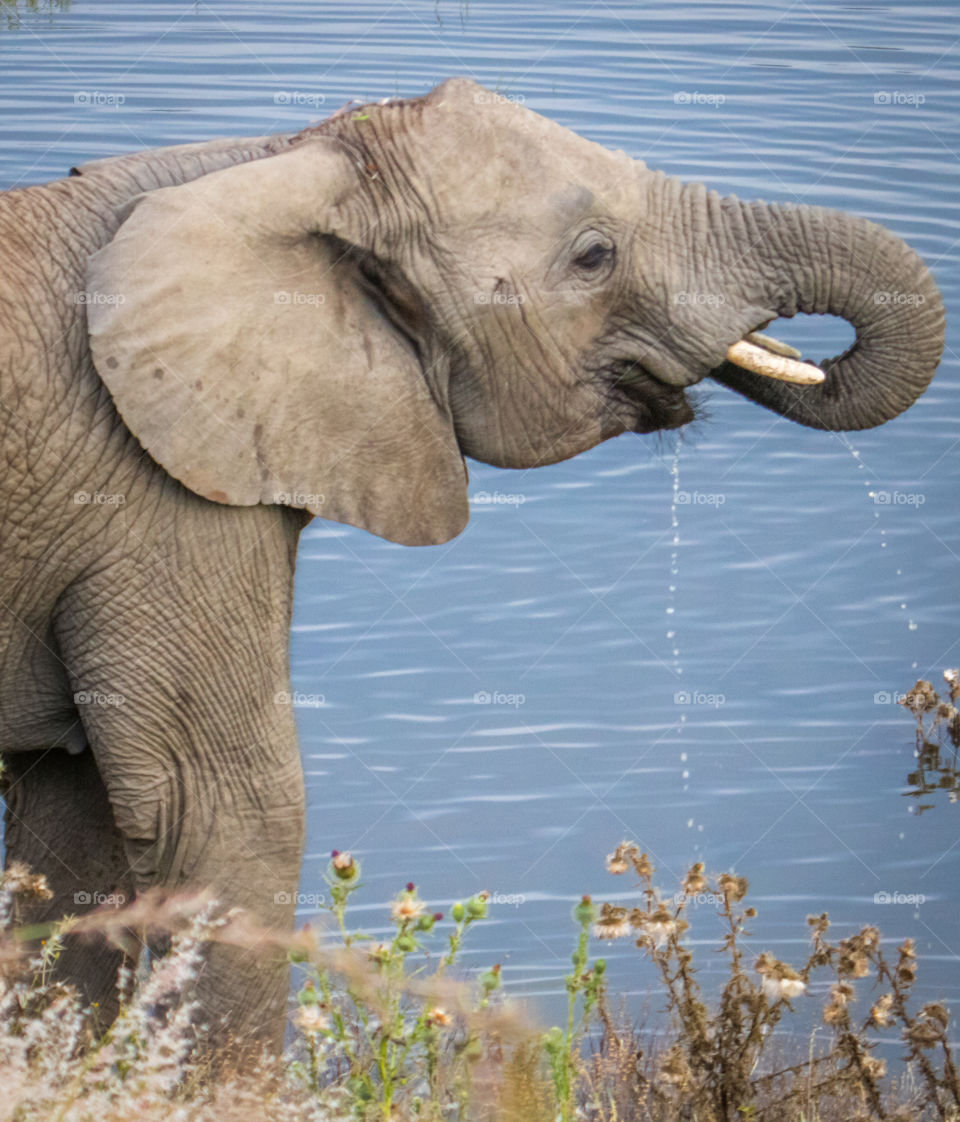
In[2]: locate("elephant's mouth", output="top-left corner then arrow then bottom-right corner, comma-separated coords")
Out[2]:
610,362 -> 696,433
613,326 -> 823,435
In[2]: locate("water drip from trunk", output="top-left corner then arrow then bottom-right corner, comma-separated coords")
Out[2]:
668,443 -> 701,848
844,434 -> 918,640
668,445 -> 681,675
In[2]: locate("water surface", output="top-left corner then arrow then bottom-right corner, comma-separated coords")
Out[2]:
2,0 -> 958,1023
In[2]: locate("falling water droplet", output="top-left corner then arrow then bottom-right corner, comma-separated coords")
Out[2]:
668,444 -> 682,675
845,437 -> 912,630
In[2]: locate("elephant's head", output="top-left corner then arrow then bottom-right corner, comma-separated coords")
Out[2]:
87,79 -> 944,546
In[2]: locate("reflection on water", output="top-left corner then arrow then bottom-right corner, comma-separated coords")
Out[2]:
0,0 -> 69,31
1,0 -> 958,1024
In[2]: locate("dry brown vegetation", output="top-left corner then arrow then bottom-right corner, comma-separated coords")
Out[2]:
1,672 -> 958,1120
2,854 -> 957,1122
581,842 -> 959,1122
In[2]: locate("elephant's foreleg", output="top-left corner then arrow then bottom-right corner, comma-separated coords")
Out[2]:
54,508 -> 306,1057
85,733 -> 305,1056
1,744 -> 137,1028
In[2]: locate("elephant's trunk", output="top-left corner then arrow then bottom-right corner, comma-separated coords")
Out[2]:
707,195 -> 945,430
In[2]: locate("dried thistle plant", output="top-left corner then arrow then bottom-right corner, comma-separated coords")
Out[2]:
901,672 -> 960,742
588,845 -> 960,1121
901,671 -> 960,812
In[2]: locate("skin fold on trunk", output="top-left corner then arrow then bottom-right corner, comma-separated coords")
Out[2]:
709,195 -> 945,430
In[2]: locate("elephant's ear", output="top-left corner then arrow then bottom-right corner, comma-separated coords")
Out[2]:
85,138 -> 468,547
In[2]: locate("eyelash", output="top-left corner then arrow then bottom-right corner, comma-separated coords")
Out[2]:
573,242 -> 614,271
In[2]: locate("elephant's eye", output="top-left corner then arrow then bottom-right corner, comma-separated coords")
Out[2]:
571,236 -> 615,274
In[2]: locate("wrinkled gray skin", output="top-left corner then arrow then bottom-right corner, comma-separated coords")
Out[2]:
0,79 -> 945,1054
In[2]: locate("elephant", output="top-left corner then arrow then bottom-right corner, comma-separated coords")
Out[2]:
0,77 -> 945,1055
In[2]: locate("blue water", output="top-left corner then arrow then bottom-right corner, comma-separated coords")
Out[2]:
2,0 -> 959,1025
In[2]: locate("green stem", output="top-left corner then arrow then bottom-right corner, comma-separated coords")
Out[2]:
379,1032 -> 392,1117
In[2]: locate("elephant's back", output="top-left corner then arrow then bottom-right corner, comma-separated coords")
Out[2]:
0,181 -> 159,602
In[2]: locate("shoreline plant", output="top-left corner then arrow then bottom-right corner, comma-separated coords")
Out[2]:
585,841 -> 960,1120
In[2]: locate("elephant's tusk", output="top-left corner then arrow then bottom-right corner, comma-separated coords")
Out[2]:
743,331 -> 802,360
727,339 -> 826,385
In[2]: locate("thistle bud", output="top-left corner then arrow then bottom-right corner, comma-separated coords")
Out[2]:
574,895 -> 597,926
634,852 -> 654,878
683,862 -> 707,896
466,892 -> 489,919
367,942 -> 391,965
330,850 -> 359,881
922,1002 -> 950,1028
480,963 -> 501,994
900,679 -> 938,716
718,873 -> 748,903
